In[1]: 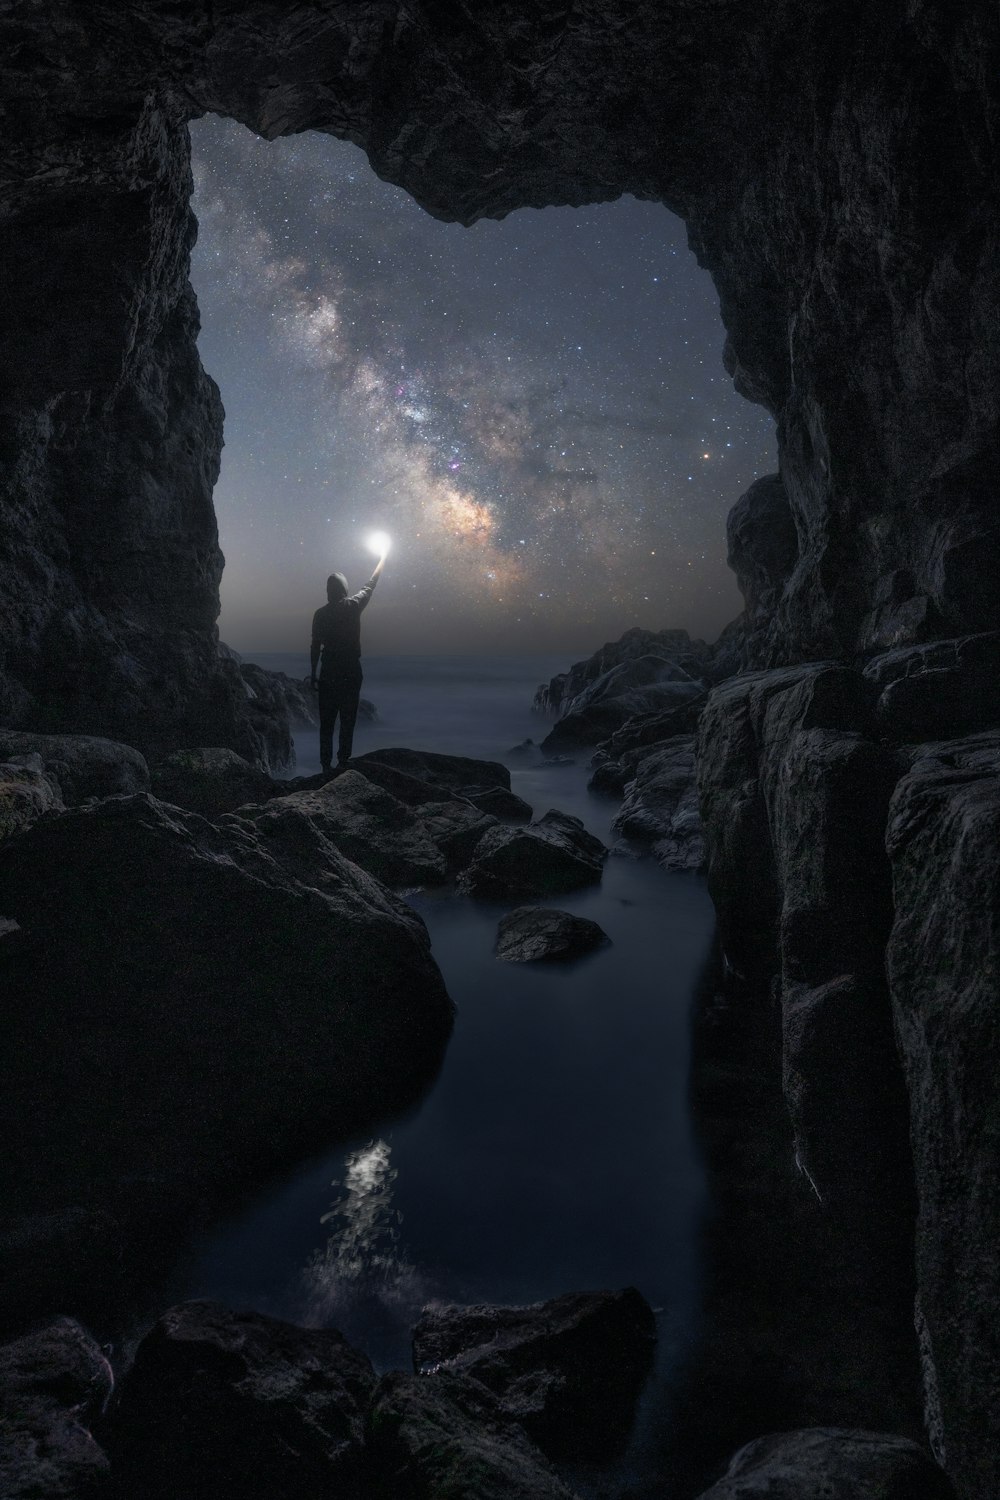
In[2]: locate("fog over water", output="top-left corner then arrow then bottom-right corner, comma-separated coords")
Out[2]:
169,654 -> 716,1487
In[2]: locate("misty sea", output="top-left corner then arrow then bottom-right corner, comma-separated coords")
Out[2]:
167,651 -> 717,1489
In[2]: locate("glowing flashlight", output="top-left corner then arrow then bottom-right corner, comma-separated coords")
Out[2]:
366,530 -> 391,558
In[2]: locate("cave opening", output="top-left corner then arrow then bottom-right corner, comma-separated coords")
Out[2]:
188,115 -> 776,663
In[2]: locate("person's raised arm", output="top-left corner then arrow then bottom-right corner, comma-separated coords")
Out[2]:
370,553 -> 386,584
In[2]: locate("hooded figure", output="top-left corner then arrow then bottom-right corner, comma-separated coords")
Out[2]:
310,557 -> 384,772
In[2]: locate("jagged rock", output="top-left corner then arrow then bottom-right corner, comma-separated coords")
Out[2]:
0,731 -> 149,805
610,735 -> 704,871
885,731 -> 1000,1495
111,1301 -> 375,1500
0,793 -> 452,1327
532,629 -> 710,717
150,746 -> 273,814
726,474 -> 799,667
694,1427 -> 953,1499
366,1369 -> 578,1500
233,662 -> 295,770
234,770 -> 449,887
0,1318 -> 113,1500
494,907 -> 610,963
539,655 -> 706,753
415,800 -> 498,872
458,810 -> 606,900
411,1288 -> 655,1460
0,753 -> 65,841
863,632 -> 1000,741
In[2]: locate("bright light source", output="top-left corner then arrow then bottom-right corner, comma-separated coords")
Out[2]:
366,530 -> 391,557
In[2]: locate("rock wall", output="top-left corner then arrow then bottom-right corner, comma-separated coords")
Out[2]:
2,4 -> 998,751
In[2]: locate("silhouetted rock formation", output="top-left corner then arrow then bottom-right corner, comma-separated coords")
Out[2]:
0,792 -> 452,1332
494,906 -> 610,963
3,6 -> 1000,1494
694,1427 -> 953,1500
150,745 -> 272,813
0,731 -> 149,804
0,1318 -> 113,1500
112,1302 -> 375,1500
412,1288 -> 655,1461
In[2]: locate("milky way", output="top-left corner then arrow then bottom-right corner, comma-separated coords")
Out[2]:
190,117 -> 775,655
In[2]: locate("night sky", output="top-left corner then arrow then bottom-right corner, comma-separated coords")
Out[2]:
190,117 -> 775,656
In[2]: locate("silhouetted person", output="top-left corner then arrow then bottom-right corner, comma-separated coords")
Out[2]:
310,555 -> 385,773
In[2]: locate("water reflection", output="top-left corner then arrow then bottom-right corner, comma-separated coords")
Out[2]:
299,1138 -> 429,1360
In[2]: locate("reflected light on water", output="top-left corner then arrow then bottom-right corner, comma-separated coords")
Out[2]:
299,1139 -> 428,1346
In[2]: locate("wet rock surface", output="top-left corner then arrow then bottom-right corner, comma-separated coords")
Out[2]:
150,745 -> 273,814
494,906 -> 610,963
459,810 -> 607,900
694,1427 -> 953,1500
412,1288 -> 656,1461
0,1318 -> 113,1500
112,1301 -> 375,1500
0,792 -> 452,1331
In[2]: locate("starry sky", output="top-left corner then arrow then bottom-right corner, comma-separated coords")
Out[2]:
189,117 -> 775,656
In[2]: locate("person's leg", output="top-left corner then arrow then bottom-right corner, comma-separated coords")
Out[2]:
336,681 -> 362,765
317,681 -> 338,772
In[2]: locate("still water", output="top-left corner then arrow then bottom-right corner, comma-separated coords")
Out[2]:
170,654 -> 714,1427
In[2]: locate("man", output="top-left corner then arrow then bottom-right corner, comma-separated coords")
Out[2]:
310,553 -> 385,773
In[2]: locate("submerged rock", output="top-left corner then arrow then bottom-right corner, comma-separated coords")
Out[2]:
0,731 -> 149,805
694,1427 -> 953,1499
494,907 -> 610,963
0,1318 -> 113,1500
112,1301 -> 375,1500
0,752 -> 65,842
366,1369 -> 578,1500
0,793 -> 452,1328
150,745 -> 272,814
458,810 -> 607,900
412,1288 -> 656,1461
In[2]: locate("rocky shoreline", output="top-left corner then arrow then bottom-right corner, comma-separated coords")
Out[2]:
1,625 -> 979,1496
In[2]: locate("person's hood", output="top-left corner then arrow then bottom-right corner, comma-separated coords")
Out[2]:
327,572 -> 349,601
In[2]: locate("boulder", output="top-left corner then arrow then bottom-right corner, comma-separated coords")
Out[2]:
458,811 -> 607,901
234,770 -> 449,887
0,793 -> 452,1326
610,735 -> 704,871
0,1318 -> 113,1499
111,1301 -> 375,1500
353,748 -> 510,797
0,731 -> 148,805
494,907 -> 610,963
414,799 -> 498,873
463,784 -> 533,822
863,632 -> 1000,741
694,1427 -> 953,1499
540,656 -> 706,753
0,752 -> 65,841
411,1288 -> 656,1460
365,1369 -> 578,1500
885,732 -> 1000,1494
150,746 -> 273,814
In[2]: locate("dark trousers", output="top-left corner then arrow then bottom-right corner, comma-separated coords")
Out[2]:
318,675 -> 362,768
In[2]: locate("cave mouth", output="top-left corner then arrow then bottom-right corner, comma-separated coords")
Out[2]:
188,115 -> 775,664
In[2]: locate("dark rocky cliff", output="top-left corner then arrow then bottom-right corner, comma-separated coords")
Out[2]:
2,3 -> 999,1495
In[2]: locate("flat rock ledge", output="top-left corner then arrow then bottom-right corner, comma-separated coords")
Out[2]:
494,906 -> 610,963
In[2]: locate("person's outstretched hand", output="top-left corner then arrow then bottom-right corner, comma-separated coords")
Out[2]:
371,554 -> 386,581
